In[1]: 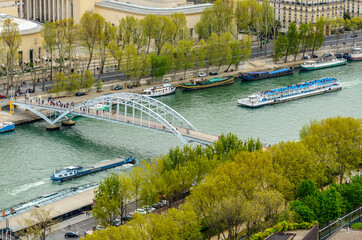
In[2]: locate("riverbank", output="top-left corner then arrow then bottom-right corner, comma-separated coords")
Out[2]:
0,43 -> 355,125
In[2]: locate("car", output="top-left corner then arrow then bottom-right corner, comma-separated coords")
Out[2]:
64,231 -> 79,238
0,94 -> 5,99
312,54 -> 318,58
75,92 -> 86,96
152,201 -> 167,209
114,85 -> 123,90
351,34 -> 358,38
96,225 -> 105,230
135,208 -> 147,214
142,205 -> 156,212
122,214 -> 133,221
112,219 -> 122,227
26,88 -> 34,93
48,97 -> 55,101
198,72 -> 207,77
209,71 -> 218,76
163,79 -> 170,83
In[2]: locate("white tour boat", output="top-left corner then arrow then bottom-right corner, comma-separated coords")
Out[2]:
350,46 -> 362,61
300,54 -> 347,71
0,122 -> 15,133
237,77 -> 342,108
142,84 -> 176,97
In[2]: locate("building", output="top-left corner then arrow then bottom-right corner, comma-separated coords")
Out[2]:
345,0 -> 361,18
0,12 -> 42,64
267,0 -> 345,30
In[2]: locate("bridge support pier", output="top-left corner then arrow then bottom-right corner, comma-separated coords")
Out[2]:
46,124 -> 60,131
62,120 -> 75,126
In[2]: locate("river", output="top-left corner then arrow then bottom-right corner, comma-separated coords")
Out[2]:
0,62 -> 361,210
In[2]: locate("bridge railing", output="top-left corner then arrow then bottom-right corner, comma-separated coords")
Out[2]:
318,206 -> 361,240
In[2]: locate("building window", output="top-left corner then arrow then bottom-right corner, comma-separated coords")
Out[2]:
190,28 -> 193,37
29,49 -> 34,64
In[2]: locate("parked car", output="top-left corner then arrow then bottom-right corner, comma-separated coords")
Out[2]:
351,34 -> 358,38
135,208 -> 147,214
142,205 -> 156,212
64,231 -> 79,238
163,79 -> 170,83
96,225 -> 105,230
26,88 -> 34,93
209,71 -> 218,76
114,85 -> 123,90
198,72 -> 207,77
122,214 -> 133,221
152,201 -> 166,209
75,92 -> 86,96
112,219 -> 122,227
312,54 -> 318,58
0,94 -> 5,99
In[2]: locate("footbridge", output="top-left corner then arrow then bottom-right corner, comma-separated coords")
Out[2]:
11,93 -> 219,145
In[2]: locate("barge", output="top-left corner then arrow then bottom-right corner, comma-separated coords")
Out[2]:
237,77 -> 342,108
181,76 -> 234,90
239,67 -> 294,81
50,156 -> 135,182
299,54 -> 346,71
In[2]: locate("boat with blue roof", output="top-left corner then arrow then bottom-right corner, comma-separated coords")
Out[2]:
239,67 -> 294,81
50,156 -> 135,182
237,77 -> 342,108
0,122 -> 15,133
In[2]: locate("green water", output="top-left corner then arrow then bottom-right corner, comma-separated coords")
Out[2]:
0,62 -> 361,209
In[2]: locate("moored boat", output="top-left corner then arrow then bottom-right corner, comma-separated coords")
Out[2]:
142,84 -> 176,97
240,67 -> 294,81
237,77 -> 342,108
181,76 -> 234,91
50,156 -> 135,182
350,46 -> 362,61
0,122 -> 15,133
299,54 -> 346,71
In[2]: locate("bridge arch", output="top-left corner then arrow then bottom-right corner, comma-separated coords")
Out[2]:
12,93 -> 199,144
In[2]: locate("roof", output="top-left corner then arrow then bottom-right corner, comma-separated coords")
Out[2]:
96,0 -> 213,15
0,13 -> 42,35
265,232 -> 295,240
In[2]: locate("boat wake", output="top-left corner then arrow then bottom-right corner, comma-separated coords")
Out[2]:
341,80 -> 361,88
9,179 -> 48,195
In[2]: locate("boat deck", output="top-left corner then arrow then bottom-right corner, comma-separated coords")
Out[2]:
91,157 -> 133,169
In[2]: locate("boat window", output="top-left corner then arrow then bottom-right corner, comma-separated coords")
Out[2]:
59,175 -> 62,177
64,174 -> 67,176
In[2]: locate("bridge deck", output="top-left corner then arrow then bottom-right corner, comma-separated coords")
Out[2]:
12,100 -> 219,144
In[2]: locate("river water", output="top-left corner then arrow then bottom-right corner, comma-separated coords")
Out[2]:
0,62 -> 361,210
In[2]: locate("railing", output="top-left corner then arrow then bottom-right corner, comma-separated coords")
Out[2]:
318,207 -> 361,240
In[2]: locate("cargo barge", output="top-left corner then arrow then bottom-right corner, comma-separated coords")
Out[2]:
238,67 -> 294,81
50,156 -> 135,182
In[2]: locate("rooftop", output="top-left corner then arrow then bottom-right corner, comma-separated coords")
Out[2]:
0,13 -> 42,35
96,0 -> 212,15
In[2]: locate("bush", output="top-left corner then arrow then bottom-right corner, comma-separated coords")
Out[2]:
351,222 -> 362,230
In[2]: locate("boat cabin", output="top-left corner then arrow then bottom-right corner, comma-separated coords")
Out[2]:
248,94 -> 260,104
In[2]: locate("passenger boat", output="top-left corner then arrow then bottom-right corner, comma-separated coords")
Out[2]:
0,122 -> 15,133
240,67 -> 294,81
350,46 -> 362,61
50,156 -> 135,182
237,77 -> 342,108
299,54 -> 346,71
181,76 -> 234,91
142,84 -> 176,97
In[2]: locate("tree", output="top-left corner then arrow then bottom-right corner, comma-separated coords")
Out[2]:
177,40 -> 195,79
129,166 -> 145,209
150,53 -> 167,82
205,33 -> 220,72
50,72 -> 67,94
41,21 -> 56,83
312,18 -> 325,56
161,42 -> 176,76
64,18 -> 78,72
262,0 -> 274,56
301,23 -> 314,59
170,12 -> 189,44
218,32 -> 233,72
82,70 -> 95,91
96,79 -> 103,91
141,15 -> 157,54
195,39 -> 206,75
137,53 -> 151,85
23,208 -> 58,240
153,16 -> 175,55
273,34 -> 287,63
294,23 -> 307,61
300,117 -> 362,184
331,18 -> 344,46
285,22 -> 298,63
121,44 -> 140,88
67,72 -> 81,93
79,12 -> 105,70
195,0 -> 235,39
53,19 -> 68,72
98,22 -> 114,81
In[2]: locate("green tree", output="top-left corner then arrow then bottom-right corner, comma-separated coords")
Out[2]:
273,34 -> 288,63
150,53 -> 167,82
298,180 -> 317,199
195,39 -> 206,75
64,18 -> 78,72
51,72 -> 67,94
67,72 -> 81,93
153,16 -> 176,55
205,33 -> 220,72
98,21 -> 114,81
301,23 -> 314,59
129,166 -> 145,209
170,12 -> 189,44
285,21 -> 298,63
262,0 -> 274,56
96,79 -> 103,91
82,70 -> 95,91
79,12 -> 105,70
41,21 -> 56,83
218,32 -> 233,72
312,18 -> 325,56
23,208 -> 58,240
137,53 -> 151,85
121,44 -> 140,88
161,42 -> 176,75
177,40 -> 195,79
141,15 -> 157,54
53,19 -> 68,71
1,18 -> 22,97
300,117 -> 362,184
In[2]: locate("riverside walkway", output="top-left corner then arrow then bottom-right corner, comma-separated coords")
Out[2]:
11,93 -> 219,145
